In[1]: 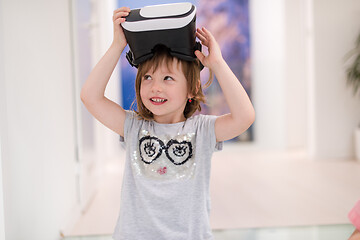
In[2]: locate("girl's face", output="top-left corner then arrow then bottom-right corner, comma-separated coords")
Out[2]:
140,59 -> 191,124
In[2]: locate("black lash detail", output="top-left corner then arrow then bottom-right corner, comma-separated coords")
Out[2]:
173,145 -> 188,157
139,136 -> 165,164
165,140 -> 193,165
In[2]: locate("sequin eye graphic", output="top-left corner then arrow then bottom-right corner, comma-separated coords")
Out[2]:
139,136 -> 192,165
165,140 -> 193,165
139,136 -> 164,164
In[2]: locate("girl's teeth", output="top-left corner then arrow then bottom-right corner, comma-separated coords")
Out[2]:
152,98 -> 166,102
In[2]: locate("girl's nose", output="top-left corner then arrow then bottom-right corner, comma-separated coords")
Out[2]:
151,80 -> 163,93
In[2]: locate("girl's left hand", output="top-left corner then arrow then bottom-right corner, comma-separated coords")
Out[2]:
195,27 -> 223,70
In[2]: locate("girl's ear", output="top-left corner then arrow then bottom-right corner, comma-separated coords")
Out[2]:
187,79 -> 201,99
196,79 -> 201,90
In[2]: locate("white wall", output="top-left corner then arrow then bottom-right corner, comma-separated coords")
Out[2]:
250,0 -> 308,150
250,0 -> 287,150
310,0 -> 360,159
92,0 -> 122,162
71,0 -> 121,214
0,1 -> 7,238
284,0 -> 308,149
250,0 -> 360,160
1,0 -> 79,239
0,139 -> 5,240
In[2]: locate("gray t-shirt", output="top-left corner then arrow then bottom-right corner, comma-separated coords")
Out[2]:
112,111 -> 222,240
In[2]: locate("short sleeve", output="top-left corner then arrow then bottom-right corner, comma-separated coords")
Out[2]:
349,200 -> 360,230
119,110 -> 139,143
196,114 -> 223,152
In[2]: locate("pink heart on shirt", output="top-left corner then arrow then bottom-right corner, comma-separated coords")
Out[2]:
157,167 -> 167,175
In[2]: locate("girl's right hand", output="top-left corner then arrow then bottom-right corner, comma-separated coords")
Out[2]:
112,7 -> 131,49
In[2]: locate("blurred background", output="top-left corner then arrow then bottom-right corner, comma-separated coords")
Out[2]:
1,0 -> 360,239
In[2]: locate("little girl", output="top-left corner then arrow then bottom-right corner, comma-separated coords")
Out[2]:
81,6 -> 255,240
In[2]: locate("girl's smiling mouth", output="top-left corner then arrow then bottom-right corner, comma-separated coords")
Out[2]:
150,97 -> 168,105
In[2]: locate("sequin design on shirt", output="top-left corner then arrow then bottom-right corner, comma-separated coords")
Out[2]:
132,130 -> 196,180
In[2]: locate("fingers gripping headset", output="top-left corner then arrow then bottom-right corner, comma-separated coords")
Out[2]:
121,2 -> 203,70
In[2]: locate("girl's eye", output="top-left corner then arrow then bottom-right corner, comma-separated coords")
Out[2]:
164,76 -> 174,81
143,75 -> 152,80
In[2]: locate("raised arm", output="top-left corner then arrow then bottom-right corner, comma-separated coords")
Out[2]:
195,27 -> 255,142
80,7 -> 130,137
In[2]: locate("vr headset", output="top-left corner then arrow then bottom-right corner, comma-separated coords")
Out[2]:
121,2 -> 202,69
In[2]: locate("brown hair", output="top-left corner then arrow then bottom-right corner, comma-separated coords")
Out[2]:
132,45 -> 212,121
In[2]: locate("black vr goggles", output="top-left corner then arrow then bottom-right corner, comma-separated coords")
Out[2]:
121,2 -> 202,69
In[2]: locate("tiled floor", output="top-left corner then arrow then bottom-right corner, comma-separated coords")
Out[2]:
63,224 -> 355,240
65,144 -> 360,239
